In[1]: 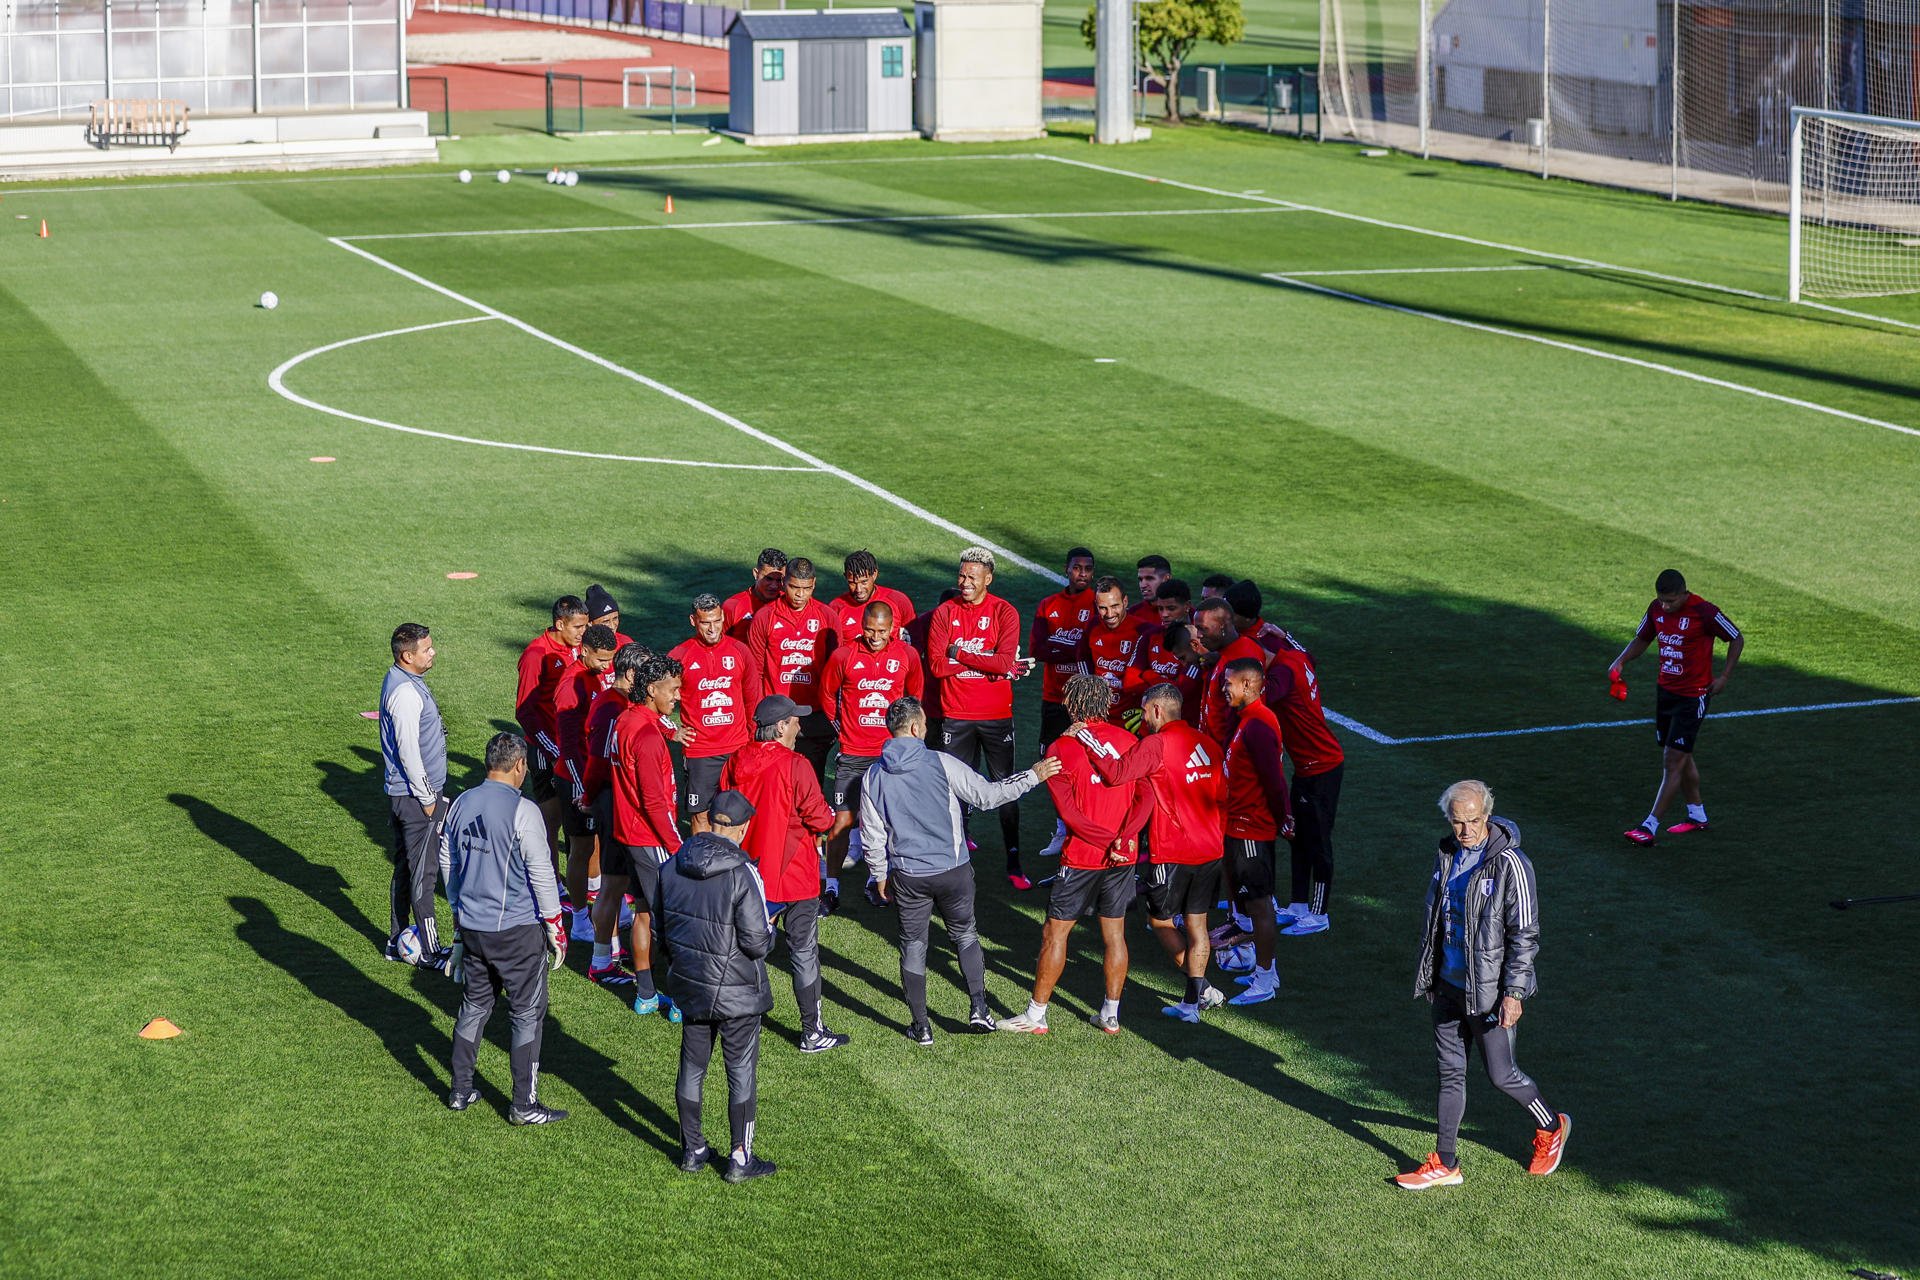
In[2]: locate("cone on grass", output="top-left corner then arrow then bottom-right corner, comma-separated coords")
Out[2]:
139,1017 -> 182,1040
38,219 -> 49,238
664,195 -> 674,214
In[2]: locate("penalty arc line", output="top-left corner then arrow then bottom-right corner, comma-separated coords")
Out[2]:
1264,274 -> 1920,441
267,315 -> 821,472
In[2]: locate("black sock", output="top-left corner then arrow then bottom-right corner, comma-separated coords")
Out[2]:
1184,976 -> 1206,1003
1438,1149 -> 1458,1169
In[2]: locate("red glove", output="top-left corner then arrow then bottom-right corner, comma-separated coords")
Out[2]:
542,912 -> 568,971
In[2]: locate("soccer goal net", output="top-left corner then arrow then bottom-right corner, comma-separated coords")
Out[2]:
1790,107 -> 1920,302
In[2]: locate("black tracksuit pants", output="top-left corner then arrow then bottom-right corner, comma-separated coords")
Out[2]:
1432,980 -> 1556,1165
892,863 -> 987,1025
677,1015 -> 761,1155
937,717 -> 1021,870
451,923 -> 549,1110
388,793 -> 443,951
1288,764 -> 1341,914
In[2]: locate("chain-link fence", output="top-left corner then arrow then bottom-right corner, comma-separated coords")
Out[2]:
1319,0 -> 1920,211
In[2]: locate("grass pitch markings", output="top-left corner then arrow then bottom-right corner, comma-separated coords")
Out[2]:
1371,695 -> 1920,746
337,205 -> 1308,244
1260,272 -> 1920,442
267,315 -> 821,473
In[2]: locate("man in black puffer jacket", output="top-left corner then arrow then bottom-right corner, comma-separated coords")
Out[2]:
651,790 -> 777,1182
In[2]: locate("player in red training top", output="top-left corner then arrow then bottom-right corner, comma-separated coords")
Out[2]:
1030,547 -> 1097,749
721,547 -> 787,643
1074,682 -> 1227,1023
607,653 -> 686,1014
1191,597 -> 1270,748
997,676 -> 1152,1036
1081,575 -> 1145,724
819,599 -> 924,906
1125,581 -> 1205,727
668,592 -> 761,834
1225,579 -> 1296,656
906,588 -> 958,745
1609,568 -> 1743,846
554,625 -> 622,944
826,548 -> 916,645
1220,657 -> 1293,1007
516,594 -> 589,873
1132,556 -> 1173,627
581,644 -> 642,986
747,556 -> 838,787
1263,631 -> 1345,938
927,547 -> 1038,889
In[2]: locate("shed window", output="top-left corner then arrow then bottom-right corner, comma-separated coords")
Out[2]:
881,44 -> 904,77
761,47 -> 785,81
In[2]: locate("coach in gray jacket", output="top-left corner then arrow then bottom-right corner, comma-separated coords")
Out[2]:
379,622 -> 448,968
439,733 -> 568,1126
1397,779 -> 1569,1191
860,696 -> 1060,1041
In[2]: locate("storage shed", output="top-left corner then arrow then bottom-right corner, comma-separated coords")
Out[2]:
726,9 -> 915,143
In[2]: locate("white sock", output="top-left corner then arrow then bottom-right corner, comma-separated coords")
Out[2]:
1686,804 -> 1707,823
588,874 -> 602,893
1024,1000 -> 1049,1023
1641,815 -> 1660,834
731,1147 -> 749,1166
1285,900 -> 1308,918
591,943 -> 611,967
1100,997 -> 1119,1020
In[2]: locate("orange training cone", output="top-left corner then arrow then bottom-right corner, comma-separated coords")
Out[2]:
139,1017 -> 182,1040
38,219 -> 49,238
664,195 -> 674,214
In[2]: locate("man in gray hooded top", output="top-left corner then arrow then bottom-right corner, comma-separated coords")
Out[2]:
859,695 -> 1061,1043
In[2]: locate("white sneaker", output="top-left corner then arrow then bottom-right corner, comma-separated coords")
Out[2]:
1275,901 -> 1310,928
1038,820 -> 1067,860
996,1013 -> 1049,1035
570,908 -> 597,942
1228,967 -> 1280,1005
1198,985 -> 1226,1010
1283,913 -> 1330,937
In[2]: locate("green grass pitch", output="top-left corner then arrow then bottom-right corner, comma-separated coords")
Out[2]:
2,125 -> 1917,1278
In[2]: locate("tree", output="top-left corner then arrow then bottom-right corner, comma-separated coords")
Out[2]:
1081,0 -> 1246,125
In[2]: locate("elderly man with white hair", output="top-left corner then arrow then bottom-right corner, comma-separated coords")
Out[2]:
1396,779 -> 1571,1190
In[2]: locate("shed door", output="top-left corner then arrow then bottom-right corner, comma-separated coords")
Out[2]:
801,39 -> 867,133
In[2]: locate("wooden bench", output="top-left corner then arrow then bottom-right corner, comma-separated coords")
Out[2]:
87,99 -> 191,152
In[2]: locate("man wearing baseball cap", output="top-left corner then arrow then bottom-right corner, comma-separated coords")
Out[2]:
652,790 -> 778,1181
721,695 -> 846,1053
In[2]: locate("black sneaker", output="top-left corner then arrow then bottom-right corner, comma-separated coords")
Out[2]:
820,884 -> 840,916
967,1004 -> 997,1033
799,1026 -> 850,1054
722,1152 -> 777,1183
446,1088 -> 480,1111
908,1022 -> 934,1046
507,1103 -> 570,1125
863,878 -> 885,907
383,937 -> 407,963
677,1145 -> 714,1174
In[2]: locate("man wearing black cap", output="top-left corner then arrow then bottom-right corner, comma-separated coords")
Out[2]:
721,694 -> 845,1053
652,790 -> 778,1181
585,584 -> 636,652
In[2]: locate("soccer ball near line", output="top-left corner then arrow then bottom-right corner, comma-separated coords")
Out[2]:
259,291 -> 279,310
395,925 -> 423,965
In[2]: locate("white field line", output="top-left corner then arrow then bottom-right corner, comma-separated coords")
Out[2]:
1796,298 -> 1920,333
1323,709 -> 1397,745
3,152 -> 1045,197
267,315 -> 819,472
1273,264 -> 1549,277
323,236 -> 1067,583
1264,273 -> 1920,441
340,205 -> 1305,243
1382,695 -> 1920,746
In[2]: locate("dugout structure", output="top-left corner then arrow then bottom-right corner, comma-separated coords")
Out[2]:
725,9 -> 914,143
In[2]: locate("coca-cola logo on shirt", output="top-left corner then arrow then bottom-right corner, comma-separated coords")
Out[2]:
697,677 -> 731,691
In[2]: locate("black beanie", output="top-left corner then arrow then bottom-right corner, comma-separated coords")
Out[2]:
585,584 -> 620,622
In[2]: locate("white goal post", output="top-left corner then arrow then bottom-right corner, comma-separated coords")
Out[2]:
1789,106 -> 1920,303
621,66 -> 696,110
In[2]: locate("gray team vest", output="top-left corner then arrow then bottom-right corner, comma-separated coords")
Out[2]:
380,664 -> 447,798
444,779 -> 540,931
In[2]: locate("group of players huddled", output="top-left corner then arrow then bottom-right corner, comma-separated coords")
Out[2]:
499,544 -> 1344,1040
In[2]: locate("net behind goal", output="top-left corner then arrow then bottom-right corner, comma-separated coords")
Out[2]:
1790,107 -> 1920,302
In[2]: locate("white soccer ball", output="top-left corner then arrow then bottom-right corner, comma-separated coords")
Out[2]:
395,925 -> 423,965
496,169 -> 511,184
545,169 -> 557,184
259,291 -> 279,310
458,169 -> 472,184
565,171 -> 579,187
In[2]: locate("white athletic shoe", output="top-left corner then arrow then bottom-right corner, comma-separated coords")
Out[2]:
1038,820 -> 1067,860
1282,913 -> 1330,937
1228,967 -> 1280,1006
1198,985 -> 1226,1010
571,908 -> 597,943
1275,901 -> 1310,928
996,1013 -> 1049,1035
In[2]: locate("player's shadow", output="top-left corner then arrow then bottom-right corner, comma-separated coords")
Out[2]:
173,793 -> 384,946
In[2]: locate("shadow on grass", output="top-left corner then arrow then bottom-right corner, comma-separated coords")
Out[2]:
173,793 -> 385,946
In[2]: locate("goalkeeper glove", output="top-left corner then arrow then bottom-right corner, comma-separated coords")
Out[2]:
542,912 -> 568,971
447,938 -> 466,984
1119,707 -> 1144,734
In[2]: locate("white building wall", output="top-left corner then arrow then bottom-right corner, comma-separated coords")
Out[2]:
867,33 -> 912,131
917,0 -> 1042,141
758,40 -> 800,135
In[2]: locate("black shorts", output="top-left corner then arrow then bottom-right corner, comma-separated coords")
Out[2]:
683,754 -> 730,816
1047,864 -> 1136,921
795,713 -> 836,782
1142,859 -> 1223,920
562,789 -> 597,839
1225,838 -> 1276,899
603,838 -> 666,901
529,761 -> 558,804
1656,688 -> 1710,753
832,755 -> 878,812
1039,700 -> 1070,750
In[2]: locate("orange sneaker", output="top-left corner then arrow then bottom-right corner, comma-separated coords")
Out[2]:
1528,1113 -> 1571,1175
1394,1153 -> 1463,1190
